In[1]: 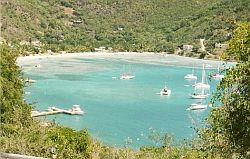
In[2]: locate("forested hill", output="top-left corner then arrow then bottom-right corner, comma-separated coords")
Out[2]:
1,0 -> 249,54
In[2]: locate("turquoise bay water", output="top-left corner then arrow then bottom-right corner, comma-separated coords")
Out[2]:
19,54 -> 224,148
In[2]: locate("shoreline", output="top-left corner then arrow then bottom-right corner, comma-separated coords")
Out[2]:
17,52 -> 158,62
17,51 -> 223,64
17,51 -> 236,70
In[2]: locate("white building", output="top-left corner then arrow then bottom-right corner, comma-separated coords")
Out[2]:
215,43 -> 228,49
183,45 -> 193,52
94,46 -> 106,52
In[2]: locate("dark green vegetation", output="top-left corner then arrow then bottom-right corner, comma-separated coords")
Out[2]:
200,22 -> 250,158
0,45 -> 91,158
1,0 -> 250,57
0,23 -> 249,158
1,0 -> 250,157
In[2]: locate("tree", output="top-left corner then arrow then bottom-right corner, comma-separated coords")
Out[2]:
0,44 -> 91,158
200,22 -> 250,158
0,44 -> 32,126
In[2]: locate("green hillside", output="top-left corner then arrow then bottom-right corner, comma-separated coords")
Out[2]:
1,0 -> 249,55
1,23 -> 249,159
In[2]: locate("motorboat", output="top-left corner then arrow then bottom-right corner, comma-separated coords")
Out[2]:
47,106 -> 57,112
192,64 -> 210,89
69,105 -> 84,115
187,102 -> 208,110
47,107 -> 53,112
160,83 -> 171,96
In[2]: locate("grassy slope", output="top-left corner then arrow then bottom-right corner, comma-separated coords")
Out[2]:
1,0 -> 249,52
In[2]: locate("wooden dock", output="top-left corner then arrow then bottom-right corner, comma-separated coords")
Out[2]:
31,106 -> 84,117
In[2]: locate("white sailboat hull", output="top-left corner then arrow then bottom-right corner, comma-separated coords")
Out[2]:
120,65 -> 135,80
187,103 -> 208,110
192,64 -> 210,89
160,89 -> 171,96
213,61 -> 224,79
212,74 -> 224,79
190,94 -> 209,99
120,75 -> 135,80
184,74 -> 197,80
25,79 -> 36,83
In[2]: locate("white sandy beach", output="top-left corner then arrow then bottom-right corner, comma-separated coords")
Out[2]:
17,52 -> 157,62
17,51 -> 235,71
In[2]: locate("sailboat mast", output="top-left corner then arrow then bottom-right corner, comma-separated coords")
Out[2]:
202,64 -> 205,84
201,88 -> 204,95
129,64 -> 132,74
192,65 -> 194,75
122,65 -> 126,75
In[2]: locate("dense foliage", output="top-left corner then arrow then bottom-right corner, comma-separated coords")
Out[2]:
1,0 -> 250,156
0,45 -> 32,125
0,45 -> 91,158
200,22 -> 250,158
1,24 -> 249,157
1,0 -> 250,55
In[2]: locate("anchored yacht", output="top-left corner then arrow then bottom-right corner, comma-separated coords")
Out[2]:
192,64 -> 210,89
160,83 -> 171,96
187,102 -> 207,110
184,65 -> 197,80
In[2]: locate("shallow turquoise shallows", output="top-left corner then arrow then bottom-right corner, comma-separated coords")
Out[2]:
19,54 -> 228,148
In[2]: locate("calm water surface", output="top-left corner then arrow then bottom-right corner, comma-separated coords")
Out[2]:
19,54 -> 226,148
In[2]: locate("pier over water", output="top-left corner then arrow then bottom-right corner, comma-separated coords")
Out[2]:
31,105 -> 84,117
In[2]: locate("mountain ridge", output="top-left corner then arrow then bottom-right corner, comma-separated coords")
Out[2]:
1,0 -> 249,54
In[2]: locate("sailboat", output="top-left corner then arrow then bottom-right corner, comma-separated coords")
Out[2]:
190,87 -> 209,99
186,102 -> 208,110
120,65 -> 135,80
192,64 -> 210,89
184,65 -> 197,80
160,82 -> 171,96
212,62 -> 224,79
